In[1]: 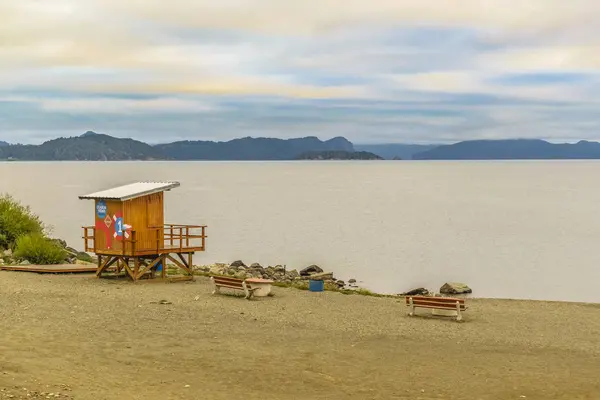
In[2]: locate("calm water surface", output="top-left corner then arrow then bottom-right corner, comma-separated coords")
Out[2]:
1,161 -> 599,303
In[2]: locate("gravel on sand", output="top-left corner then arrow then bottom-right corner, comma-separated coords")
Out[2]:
1,272 -> 599,400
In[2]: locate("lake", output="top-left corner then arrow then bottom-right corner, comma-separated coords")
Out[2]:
1,160 -> 599,303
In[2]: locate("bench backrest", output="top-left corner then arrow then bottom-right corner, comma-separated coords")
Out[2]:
405,295 -> 466,310
213,275 -> 245,288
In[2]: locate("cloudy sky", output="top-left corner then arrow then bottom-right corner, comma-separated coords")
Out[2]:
2,0 -> 600,144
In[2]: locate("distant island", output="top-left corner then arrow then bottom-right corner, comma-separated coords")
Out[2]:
3,132 -> 600,161
295,150 -> 384,160
412,139 -> 600,160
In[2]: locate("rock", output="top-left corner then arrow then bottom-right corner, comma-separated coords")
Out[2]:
300,264 -> 323,276
401,288 -> 430,296
230,260 -> 246,268
274,265 -> 285,273
50,239 -> 67,248
335,280 -> 345,287
65,246 -> 79,256
305,272 -> 333,281
209,266 -> 224,275
440,282 -> 472,295
348,278 -> 356,284
76,252 -> 94,263
19,260 -> 31,266
234,271 -> 247,279
285,269 -> 300,279
3,249 -> 12,257
248,263 -> 265,275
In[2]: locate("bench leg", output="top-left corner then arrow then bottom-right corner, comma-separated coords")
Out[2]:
242,282 -> 253,300
211,277 -> 220,295
408,297 -> 415,317
456,301 -> 463,322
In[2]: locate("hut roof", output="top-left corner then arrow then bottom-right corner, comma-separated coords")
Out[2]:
79,181 -> 180,201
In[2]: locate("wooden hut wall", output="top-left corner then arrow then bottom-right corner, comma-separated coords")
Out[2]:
94,199 -> 123,253
122,192 -> 164,251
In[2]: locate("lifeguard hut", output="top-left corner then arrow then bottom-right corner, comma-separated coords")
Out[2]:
79,181 -> 206,281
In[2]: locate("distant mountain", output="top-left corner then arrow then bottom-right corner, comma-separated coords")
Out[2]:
354,144 -> 438,160
155,136 -> 354,160
295,150 -> 383,160
0,141 -> 9,147
413,139 -> 600,160
0,132 -> 356,161
0,133 -> 163,161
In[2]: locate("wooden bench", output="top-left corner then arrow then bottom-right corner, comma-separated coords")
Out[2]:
211,276 -> 258,300
405,295 -> 467,321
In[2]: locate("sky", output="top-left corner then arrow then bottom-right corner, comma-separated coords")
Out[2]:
2,0 -> 600,145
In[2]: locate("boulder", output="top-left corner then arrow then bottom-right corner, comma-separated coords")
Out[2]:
76,252 -> 94,263
335,280 -> 345,288
348,278 -> 357,284
305,272 -> 333,281
3,249 -> 12,257
234,271 -> 247,279
300,265 -> 323,276
230,260 -> 246,268
249,262 -> 263,269
209,265 -> 224,275
400,288 -> 430,296
274,265 -> 286,273
19,260 -> 31,266
440,282 -> 472,295
50,239 -> 67,248
65,246 -> 79,256
285,269 -> 300,279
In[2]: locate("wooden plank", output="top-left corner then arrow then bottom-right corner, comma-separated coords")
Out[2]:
166,254 -> 190,274
97,256 -> 118,277
176,253 -> 189,269
122,260 -> 135,280
214,283 -> 245,290
407,299 -> 465,306
212,276 -> 244,284
0,264 -> 97,274
405,296 -> 465,305
410,304 -> 467,311
136,256 -> 162,279
408,300 -> 466,310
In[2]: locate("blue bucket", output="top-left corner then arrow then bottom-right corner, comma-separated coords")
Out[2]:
156,262 -> 163,273
309,279 -> 324,292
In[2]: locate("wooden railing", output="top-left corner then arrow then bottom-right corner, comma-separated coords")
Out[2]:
82,224 -> 207,256
83,226 -> 95,253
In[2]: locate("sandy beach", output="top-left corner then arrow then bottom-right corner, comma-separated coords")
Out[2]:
1,272 -> 599,400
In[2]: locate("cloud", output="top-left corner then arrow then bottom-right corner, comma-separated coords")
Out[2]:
2,0 -> 600,144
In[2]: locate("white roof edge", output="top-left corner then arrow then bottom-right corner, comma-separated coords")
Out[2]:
78,181 -> 180,201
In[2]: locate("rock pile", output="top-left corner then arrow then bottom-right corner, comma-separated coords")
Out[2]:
195,260 -> 354,289
399,282 -> 472,297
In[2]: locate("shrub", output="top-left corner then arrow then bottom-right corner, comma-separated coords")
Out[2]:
13,233 -> 67,265
0,194 -> 44,249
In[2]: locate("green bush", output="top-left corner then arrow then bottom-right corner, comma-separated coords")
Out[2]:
0,194 -> 44,249
13,233 -> 67,265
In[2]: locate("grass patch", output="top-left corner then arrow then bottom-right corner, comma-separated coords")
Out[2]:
0,194 -> 44,250
13,233 -> 67,265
